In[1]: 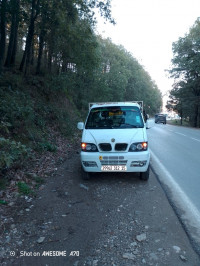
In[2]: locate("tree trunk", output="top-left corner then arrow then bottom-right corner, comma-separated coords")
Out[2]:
0,0 -> 7,75
19,0 -> 40,73
30,38 -> 34,65
4,0 -> 20,67
10,3 -> 19,66
36,30 -> 44,74
62,58 -> 67,72
180,102 -> 183,125
19,45 -> 27,71
48,47 -> 52,72
180,112 -> 183,125
193,104 -> 198,128
44,43 -> 48,72
23,17 -> 35,74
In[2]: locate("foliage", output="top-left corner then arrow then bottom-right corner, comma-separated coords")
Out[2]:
0,0 -> 115,75
36,140 -> 57,152
0,176 -> 8,189
17,181 -> 33,195
68,37 -> 162,114
0,0 -> 163,179
0,200 -> 8,205
0,137 -> 31,170
0,73 -> 79,175
0,86 -> 35,135
168,18 -> 200,127
1,0 -> 162,116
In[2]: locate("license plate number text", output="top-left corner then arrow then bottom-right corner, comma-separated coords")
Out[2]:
101,165 -> 127,171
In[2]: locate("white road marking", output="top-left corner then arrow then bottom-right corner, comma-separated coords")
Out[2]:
175,132 -> 187,137
150,149 -> 200,244
191,137 -> 200,142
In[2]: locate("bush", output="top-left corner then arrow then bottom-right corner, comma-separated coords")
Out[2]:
0,73 -> 79,176
0,137 -> 31,171
36,140 -> 57,152
0,87 -> 35,135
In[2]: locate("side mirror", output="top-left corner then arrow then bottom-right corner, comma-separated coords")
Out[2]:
77,122 -> 84,130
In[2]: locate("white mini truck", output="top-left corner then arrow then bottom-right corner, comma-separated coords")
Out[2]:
77,102 -> 150,180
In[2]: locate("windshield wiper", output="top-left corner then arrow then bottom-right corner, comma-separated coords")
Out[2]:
120,123 -> 143,128
86,125 -> 113,129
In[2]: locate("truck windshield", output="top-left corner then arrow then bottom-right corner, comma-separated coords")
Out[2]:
85,106 -> 144,129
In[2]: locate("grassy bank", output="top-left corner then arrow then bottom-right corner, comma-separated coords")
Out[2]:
167,119 -> 190,127
0,71 -> 80,181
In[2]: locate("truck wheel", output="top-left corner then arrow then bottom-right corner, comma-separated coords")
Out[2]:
81,167 -> 91,180
140,166 -> 150,181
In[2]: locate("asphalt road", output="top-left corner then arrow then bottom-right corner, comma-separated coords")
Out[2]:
147,119 -> 200,247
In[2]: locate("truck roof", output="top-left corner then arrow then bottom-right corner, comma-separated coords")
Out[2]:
89,101 -> 143,110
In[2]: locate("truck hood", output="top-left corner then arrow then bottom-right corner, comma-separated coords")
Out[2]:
82,128 -> 146,145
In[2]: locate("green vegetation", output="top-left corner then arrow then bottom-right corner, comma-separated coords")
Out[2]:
167,119 -> 190,127
0,137 -> 30,169
17,181 -> 33,195
0,0 -> 162,176
0,73 -> 79,174
168,18 -> 200,128
0,200 -> 8,205
66,37 -> 162,113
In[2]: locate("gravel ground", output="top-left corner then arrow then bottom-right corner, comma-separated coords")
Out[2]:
1,153 -> 200,266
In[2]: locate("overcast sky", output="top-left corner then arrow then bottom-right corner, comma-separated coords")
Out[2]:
96,0 -> 200,96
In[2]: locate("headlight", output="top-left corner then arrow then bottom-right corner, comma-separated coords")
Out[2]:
129,142 -> 148,152
81,143 -> 98,152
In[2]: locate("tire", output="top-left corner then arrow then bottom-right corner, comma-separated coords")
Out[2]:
140,166 -> 150,181
81,166 -> 91,180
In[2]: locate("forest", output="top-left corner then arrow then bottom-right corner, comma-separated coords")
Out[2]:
168,18 -> 200,128
0,0 -> 162,174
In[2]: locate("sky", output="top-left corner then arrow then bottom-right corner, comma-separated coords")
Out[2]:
96,0 -> 200,98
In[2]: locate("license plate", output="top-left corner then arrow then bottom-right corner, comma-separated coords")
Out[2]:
101,165 -> 127,171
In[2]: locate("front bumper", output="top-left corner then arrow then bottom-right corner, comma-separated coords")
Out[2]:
80,151 -> 150,173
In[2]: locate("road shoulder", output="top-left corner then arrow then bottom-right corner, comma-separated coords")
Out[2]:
1,153 -> 200,265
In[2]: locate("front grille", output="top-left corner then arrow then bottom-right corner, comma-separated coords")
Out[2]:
99,143 -> 112,151
115,143 -> 128,151
100,156 -> 127,166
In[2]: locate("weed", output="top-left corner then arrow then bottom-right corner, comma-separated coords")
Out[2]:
17,182 -> 32,195
0,138 -> 31,171
0,200 -> 8,205
36,141 -> 57,152
34,176 -> 44,185
0,178 -> 8,189
34,177 -> 45,189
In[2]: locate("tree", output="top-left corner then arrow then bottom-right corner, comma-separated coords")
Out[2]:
0,0 -> 7,75
1,0 -> 115,76
70,36 -> 162,113
4,0 -> 20,67
19,0 -> 40,73
169,18 -> 200,127
35,0 -> 50,74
